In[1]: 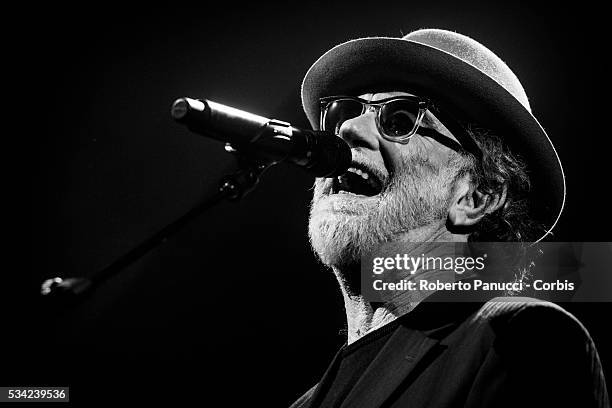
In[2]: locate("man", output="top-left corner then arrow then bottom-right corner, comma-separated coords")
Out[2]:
290,29 -> 609,407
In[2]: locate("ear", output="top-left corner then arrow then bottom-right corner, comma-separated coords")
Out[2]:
448,175 -> 508,228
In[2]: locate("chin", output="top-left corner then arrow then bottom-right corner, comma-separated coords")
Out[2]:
308,210 -> 362,268
308,191 -> 389,269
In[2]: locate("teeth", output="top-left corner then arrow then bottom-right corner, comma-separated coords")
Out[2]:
331,164 -> 383,196
348,167 -> 370,181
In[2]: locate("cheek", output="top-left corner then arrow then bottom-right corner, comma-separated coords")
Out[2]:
392,136 -> 455,167
378,139 -> 406,173
428,147 -> 455,166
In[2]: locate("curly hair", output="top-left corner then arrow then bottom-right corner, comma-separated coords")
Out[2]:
451,125 -> 546,243
455,125 -> 546,293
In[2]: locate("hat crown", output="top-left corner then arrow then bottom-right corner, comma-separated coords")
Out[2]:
404,29 -> 531,112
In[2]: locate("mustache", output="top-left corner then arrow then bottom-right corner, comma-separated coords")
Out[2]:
350,149 -> 390,188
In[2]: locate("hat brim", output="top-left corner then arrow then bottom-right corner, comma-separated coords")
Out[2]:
301,37 -> 565,241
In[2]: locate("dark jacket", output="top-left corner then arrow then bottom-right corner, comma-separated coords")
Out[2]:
290,297 -> 609,408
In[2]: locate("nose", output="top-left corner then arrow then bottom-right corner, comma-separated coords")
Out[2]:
337,110 -> 380,151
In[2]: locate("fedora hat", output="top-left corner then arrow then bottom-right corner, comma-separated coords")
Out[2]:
301,28 -> 565,242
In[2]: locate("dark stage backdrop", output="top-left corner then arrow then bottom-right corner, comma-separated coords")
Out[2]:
12,2 -> 611,405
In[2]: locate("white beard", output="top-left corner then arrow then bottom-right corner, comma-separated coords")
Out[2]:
308,153 -> 465,269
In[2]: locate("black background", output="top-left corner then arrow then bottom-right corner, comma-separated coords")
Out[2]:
11,1 -> 611,405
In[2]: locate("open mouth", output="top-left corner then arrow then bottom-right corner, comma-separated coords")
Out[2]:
331,163 -> 384,197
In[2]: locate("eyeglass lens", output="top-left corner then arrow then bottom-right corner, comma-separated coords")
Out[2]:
322,98 -> 421,138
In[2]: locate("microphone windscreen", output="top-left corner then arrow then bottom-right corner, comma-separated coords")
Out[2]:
306,131 -> 352,177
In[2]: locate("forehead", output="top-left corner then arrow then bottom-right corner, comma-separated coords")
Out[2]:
358,91 -> 416,101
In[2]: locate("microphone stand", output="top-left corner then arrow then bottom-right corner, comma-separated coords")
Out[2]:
40,149 -> 274,307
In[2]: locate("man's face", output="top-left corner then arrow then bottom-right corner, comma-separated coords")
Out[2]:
308,91 -> 469,268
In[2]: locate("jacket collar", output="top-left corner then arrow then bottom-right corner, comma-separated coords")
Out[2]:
339,298 -> 485,408
339,322 -> 441,408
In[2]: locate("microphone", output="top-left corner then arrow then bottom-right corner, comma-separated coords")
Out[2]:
171,97 -> 351,177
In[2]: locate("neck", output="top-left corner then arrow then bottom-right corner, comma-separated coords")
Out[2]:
334,219 -> 467,344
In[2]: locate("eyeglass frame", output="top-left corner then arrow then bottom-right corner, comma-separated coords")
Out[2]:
319,95 -> 430,144
318,94 -> 483,161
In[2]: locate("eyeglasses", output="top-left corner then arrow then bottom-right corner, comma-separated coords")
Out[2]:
319,95 -> 430,144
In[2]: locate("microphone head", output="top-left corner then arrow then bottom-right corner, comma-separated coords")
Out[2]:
171,98 -> 207,121
307,130 -> 352,177
40,277 -> 93,307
